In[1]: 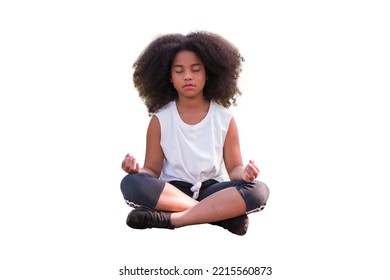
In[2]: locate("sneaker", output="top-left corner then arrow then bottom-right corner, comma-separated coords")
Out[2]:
126,206 -> 174,230
211,214 -> 249,236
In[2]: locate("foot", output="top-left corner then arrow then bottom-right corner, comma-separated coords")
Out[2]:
126,206 -> 174,230
211,214 -> 249,236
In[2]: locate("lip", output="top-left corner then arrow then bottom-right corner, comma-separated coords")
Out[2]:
184,83 -> 195,88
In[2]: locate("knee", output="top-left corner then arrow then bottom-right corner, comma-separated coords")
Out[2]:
120,173 -> 138,193
120,173 -> 145,200
120,173 -> 164,209
253,181 -> 270,207
239,180 -> 270,213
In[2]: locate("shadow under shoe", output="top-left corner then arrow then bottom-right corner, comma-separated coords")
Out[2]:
211,214 -> 249,236
126,206 -> 174,230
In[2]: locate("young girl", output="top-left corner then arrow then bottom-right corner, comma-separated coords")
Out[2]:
120,31 -> 269,235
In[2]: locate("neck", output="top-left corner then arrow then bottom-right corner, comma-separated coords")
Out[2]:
176,97 -> 209,110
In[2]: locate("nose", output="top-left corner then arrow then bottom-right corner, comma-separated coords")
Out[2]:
184,71 -> 193,80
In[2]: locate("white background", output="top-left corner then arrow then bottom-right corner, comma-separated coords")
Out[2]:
1,0 -> 389,279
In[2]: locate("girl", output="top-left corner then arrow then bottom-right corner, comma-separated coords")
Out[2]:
120,31 -> 269,235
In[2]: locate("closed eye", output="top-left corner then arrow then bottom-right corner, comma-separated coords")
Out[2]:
173,66 -> 184,73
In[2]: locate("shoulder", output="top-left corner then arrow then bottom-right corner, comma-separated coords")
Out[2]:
155,101 -> 174,113
212,101 -> 233,113
147,115 -> 161,132
211,101 -> 233,121
153,101 -> 176,133
154,101 -> 174,119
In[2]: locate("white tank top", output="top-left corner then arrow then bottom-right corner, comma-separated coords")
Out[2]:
155,101 -> 233,198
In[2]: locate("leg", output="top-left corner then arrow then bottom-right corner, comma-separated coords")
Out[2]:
155,182 -> 198,212
120,172 -> 197,211
125,178 -> 270,235
171,180 -> 269,228
170,187 -> 246,227
126,186 -> 247,232
166,180 -> 260,235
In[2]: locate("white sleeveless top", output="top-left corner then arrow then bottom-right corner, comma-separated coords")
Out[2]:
155,101 -> 233,198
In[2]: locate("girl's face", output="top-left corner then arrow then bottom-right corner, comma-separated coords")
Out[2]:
171,50 -> 207,100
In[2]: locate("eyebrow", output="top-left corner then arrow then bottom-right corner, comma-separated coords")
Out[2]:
173,63 -> 202,68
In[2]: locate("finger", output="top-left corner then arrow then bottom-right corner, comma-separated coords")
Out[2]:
242,172 -> 250,182
246,165 -> 258,180
130,157 -> 136,168
245,165 -> 252,176
249,165 -> 259,177
246,173 -> 253,182
127,158 -> 139,173
128,162 -> 139,174
126,156 -> 134,164
121,158 -> 129,169
242,167 -> 252,182
122,154 -> 131,169
248,160 -> 260,174
253,164 -> 260,174
248,159 -> 258,169
246,164 -> 256,175
124,157 -> 134,170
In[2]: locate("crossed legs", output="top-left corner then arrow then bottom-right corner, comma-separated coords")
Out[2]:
120,173 -> 269,233
156,183 -> 246,227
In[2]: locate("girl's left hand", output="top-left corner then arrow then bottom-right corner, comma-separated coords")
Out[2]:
242,160 -> 260,182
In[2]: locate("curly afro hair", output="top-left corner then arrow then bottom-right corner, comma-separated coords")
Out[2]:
133,31 -> 243,114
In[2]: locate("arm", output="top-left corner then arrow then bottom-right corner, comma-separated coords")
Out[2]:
223,117 -> 260,182
121,116 -> 164,178
142,115 -> 164,177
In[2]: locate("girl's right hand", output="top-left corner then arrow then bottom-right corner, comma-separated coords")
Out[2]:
121,153 -> 140,174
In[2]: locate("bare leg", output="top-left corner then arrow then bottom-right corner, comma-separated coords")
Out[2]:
170,187 -> 246,227
155,182 -> 198,212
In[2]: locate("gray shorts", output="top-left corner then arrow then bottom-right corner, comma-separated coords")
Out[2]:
120,173 -> 269,214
